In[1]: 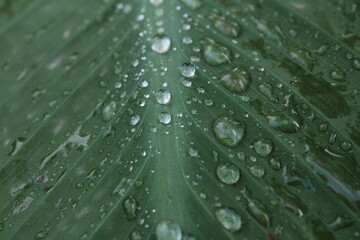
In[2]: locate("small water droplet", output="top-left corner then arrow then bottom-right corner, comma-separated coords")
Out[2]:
219,67 -> 251,93
35,231 -> 48,239
340,141 -> 352,151
247,199 -> 270,227
249,165 -> 265,178
151,34 -> 171,54
181,0 -> 201,10
213,116 -> 245,147
201,38 -> 231,66
130,114 -> 141,126
258,83 -> 278,103
102,101 -> 117,122
181,63 -> 196,78
269,157 -> 281,170
149,0 -> 163,6
214,18 -> 241,38
353,59 -> 360,70
188,147 -> 199,157
131,230 -> 143,240
253,139 -> 273,157
215,207 -> 242,232
330,68 -> 346,82
216,163 -> 240,185
156,220 -> 182,240
156,89 -> 171,105
158,112 -> 171,125
8,137 -> 26,156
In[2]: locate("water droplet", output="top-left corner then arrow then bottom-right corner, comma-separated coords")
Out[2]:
188,147 -> 199,157
151,34 -> 171,54
247,199 -> 271,227
290,50 -> 314,70
8,137 -> 26,156
158,112 -> 171,125
328,216 -> 354,230
267,112 -> 302,133
181,0 -> 201,10
258,83 -> 278,103
131,230 -> 143,240
35,231 -> 48,239
330,68 -> 346,82
253,139 -> 273,157
249,165 -> 265,178
269,157 -> 281,170
219,67 -> 251,93
155,89 -> 171,105
216,163 -> 240,185
215,207 -> 242,232
353,59 -> 360,70
102,101 -> 117,122
340,141 -> 352,151
182,78 -> 192,87
156,220 -> 182,240
181,63 -> 196,78
149,0 -> 163,6
213,116 -> 245,147
201,38 -> 231,66
123,196 -> 137,220
182,36 -> 193,44
130,114 -> 141,126
214,18 -> 241,38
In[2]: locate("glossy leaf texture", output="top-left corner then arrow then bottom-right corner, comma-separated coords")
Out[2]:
0,0 -> 360,239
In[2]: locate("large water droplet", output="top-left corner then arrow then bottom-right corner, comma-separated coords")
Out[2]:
253,139 -> 273,157
158,112 -> 171,125
217,163 -> 240,185
267,112 -> 302,133
151,34 -> 171,54
123,196 -> 137,220
181,0 -> 201,9
215,207 -> 242,232
181,63 -> 196,78
201,38 -> 231,66
219,67 -> 251,93
213,116 -> 245,147
156,89 -> 171,105
102,101 -> 117,122
156,220 -> 182,240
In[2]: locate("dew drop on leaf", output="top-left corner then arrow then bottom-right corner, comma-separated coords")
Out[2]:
214,18 -> 241,38
219,67 -> 251,93
330,68 -> 346,82
181,63 -> 196,78
156,220 -> 182,240
340,141 -> 352,151
123,196 -> 137,220
102,101 -> 117,122
130,114 -> 141,126
34,231 -> 48,239
267,112 -> 302,133
158,112 -> 172,125
253,139 -> 273,157
269,157 -> 281,170
213,116 -> 245,147
151,34 -> 171,54
216,163 -> 240,185
201,38 -> 231,66
181,0 -> 201,10
258,83 -> 278,103
247,199 -> 271,227
215,207 -> 242,232
131,230 -> 142,240
8,137 -> 26,156
353,59 -> 360,70
149,0 -> 163,6
155,89 -> 171,105
249,165 -> 265,178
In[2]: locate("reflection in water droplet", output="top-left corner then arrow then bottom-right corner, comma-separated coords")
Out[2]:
214,18 -> 241,38
219,67 -> 251,93
156,89 -> 171,105
217,163 -> 240,185
181,0 -> 201,10
253,139 -> 273,157
201,38 -> 231,66
181,63 -> 196,78
215,207 -> 242,232
158,112 -> 171,125
151,34 -> 171,54
103,101 -> 117,122
156,220 -> 182,240
213,116 -> 245,147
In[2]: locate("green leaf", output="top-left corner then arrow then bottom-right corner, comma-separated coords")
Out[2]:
0,0 -> 359,239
